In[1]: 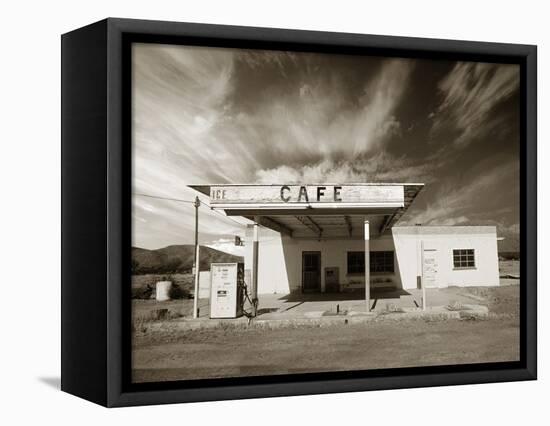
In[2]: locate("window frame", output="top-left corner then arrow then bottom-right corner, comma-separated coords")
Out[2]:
453,249 -> 476,269
370,251 -> 395,274
347,251 -> 365,274
346,251 -> 395,275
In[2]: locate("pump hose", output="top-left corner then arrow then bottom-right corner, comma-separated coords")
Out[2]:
240,281 -> 256,319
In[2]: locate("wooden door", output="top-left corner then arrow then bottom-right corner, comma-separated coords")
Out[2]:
302,251 -> 321,292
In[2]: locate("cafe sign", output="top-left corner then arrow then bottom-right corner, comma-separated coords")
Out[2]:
209,184 -> 404,206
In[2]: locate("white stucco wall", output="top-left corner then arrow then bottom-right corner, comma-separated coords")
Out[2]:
392,226 -> 500,289
244,226 -> 401,293
244,225 -> 500,294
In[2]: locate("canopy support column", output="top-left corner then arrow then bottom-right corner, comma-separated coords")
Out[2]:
251,216 -> 259,317
192,197 -> 200,319
364,219 -> 370,312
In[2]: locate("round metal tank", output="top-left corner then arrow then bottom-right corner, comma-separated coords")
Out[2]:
155,281 -> 172,301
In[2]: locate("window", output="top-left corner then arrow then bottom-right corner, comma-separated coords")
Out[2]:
347,251 -> 394,274
453,249 -> 475,268
347,252 -> 364,274
371,251 -> 395,273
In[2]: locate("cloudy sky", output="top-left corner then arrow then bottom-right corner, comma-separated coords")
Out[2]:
132,43 -> 520,254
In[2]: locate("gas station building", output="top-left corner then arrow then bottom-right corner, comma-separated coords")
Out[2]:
190,184 -> 500,312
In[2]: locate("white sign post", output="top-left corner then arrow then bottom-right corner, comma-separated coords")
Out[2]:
421,243 -> 439,310
421,241 -> 426,311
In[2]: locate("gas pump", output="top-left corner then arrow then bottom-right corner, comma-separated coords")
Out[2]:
209,263 -> 245,318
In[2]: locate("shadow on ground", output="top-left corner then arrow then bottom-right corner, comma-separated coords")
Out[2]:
278,288 -> 411,303
38,377 -> 60,390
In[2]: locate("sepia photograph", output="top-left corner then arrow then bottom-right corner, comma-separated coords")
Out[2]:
130,42 -> 520,384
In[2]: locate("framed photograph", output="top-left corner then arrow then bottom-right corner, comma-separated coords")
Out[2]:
61,18 -> 537,407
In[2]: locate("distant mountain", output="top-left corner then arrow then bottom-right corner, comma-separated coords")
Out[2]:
131,245 -> 243,275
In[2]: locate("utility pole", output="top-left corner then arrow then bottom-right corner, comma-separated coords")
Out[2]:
193,196 -> 200,319
251,216 -> 259,317
364,219 -> 370,312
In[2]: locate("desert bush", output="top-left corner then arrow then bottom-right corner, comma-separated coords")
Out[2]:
384,303 -> 404,313
151,308 -> 170,320
165,275 -> 189,299
132,318 -> 149,334
131,259 -> 140,274
131,284 -> 153,300
446,300 -> 465,311
168,283 -> 189,299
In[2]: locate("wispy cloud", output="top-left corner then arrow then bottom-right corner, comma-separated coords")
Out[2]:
400,159 -> 519,228
132,44 -> 520,250
132,45 -> 418,248
255,151 -> 436,184
430,62 -> 519,146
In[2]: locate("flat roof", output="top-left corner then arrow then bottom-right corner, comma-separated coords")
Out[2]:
190,182 -> 425,196
189,183 -> 424,238
393,225 -> 498,235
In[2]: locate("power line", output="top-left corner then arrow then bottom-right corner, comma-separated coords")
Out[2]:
133,193 -> 196,204
133,192 -> 248,228
209,206 -> 250,228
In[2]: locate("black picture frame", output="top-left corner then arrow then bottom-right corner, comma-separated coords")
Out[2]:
61,17 -> 537,407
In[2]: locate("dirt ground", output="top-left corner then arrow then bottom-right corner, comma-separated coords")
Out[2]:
499,260 -> 520,276
499,260 -> 521,286
132,281 -> 520,383
133,315 -> 519,383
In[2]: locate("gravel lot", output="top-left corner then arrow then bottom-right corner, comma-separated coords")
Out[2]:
132,281 -> 520,383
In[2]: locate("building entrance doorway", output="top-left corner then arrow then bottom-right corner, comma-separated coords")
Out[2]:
302,251 -> 321,292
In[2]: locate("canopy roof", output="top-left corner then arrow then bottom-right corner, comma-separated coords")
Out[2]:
190,183 -> 424,239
